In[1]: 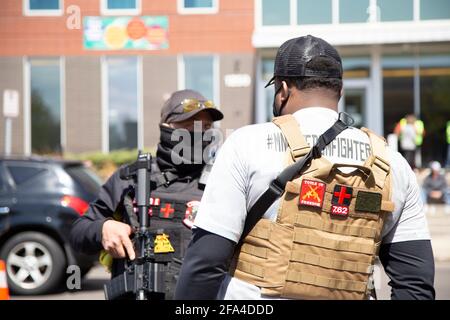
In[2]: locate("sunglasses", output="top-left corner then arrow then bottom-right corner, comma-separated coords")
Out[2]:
181,99 -> 216,113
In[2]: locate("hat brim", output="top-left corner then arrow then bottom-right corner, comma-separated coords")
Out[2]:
168,107 -> 224,124
264,76 -> 276,88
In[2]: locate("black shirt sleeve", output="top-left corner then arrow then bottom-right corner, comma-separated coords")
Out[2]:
174,228 -> 236,300
69,167 -> 131,255
379,240 -> 435,300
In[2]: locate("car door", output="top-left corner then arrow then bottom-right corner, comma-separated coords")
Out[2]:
2,161 -> 58,228
0,161 -> 13,236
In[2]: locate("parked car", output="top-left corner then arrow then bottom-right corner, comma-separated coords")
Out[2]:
0,156 -> 101,295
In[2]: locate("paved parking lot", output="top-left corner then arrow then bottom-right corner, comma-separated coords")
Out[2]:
11,205 -> 450,300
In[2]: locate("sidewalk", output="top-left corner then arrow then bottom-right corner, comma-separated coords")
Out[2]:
413,169 -> 450,261
425,205 -> 450,262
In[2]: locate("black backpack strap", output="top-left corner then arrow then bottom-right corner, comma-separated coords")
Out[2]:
240,113 -> 353,242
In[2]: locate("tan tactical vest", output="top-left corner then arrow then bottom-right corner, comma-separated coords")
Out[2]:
232,115 -> 395,300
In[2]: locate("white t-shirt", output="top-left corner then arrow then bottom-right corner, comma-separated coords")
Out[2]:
400,124 -> 417,151
194,107 -> 431,300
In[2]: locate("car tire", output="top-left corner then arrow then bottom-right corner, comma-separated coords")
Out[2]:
0,232 -> 67,295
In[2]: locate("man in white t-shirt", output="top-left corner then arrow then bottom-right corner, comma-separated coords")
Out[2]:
175,35 -> 435,300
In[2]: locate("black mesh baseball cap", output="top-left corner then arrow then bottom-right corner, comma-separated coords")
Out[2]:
265,35 -> 343,88
160,89 -> 224,124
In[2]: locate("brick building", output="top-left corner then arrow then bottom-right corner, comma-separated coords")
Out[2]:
1,0 -> 450,165
0,0 -> 255,155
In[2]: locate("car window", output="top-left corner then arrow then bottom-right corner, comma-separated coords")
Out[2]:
0,167 -> 6,193
64,165 -> 102,195
5,164 -> 47,187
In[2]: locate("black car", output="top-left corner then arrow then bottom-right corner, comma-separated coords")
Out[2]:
0,156 -> 101,295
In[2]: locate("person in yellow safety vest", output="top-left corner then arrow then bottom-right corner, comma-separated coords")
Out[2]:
446,121 -> 450,168
394,114 -> 425,169
399,117 -> 425,146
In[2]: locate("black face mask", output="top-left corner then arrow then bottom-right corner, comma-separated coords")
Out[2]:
157,124 -> 212,177
272,84 -> 290,117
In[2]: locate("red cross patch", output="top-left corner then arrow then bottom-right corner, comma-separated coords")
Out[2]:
331,185 -> 353,216
159,203 -> 175,219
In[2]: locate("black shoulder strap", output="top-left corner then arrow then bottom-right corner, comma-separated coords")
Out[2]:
240,113 -> 353,242
149,161 -> 180,187
151,171 -> 179,187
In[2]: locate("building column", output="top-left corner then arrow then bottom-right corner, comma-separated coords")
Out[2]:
370,45 -> 383,136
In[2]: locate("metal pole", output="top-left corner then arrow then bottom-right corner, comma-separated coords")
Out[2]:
414,52 -> 422,168
4,117 -> 12,156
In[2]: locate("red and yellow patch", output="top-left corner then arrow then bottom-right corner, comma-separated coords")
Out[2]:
299,179 -> 326,208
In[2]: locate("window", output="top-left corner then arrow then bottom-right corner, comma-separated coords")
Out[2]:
258,0 -> 432,26
339,0 -> 370,23
105,57 -> 139,151
419,55 -> 450,164
378,0 -> 413,22
382,56 -> 415,136
344,88 -> 368,128
5,164 -> 47,187
24,0 -> 63,16
65,165 -> 102,195
182,56 -> 216,102
101,0 -> 141,16
420,0 -> 450,20
342,56 -> 371,78
261,0 -> 290,26
297,0 -> 332,25
0,166 -> 6,193
178,0 -> 219,14
29,58 -> 62,154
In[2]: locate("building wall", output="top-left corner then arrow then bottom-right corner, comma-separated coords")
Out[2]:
65,56 -> 102,153
0,57 -> 24,155
4,0 -> 448,162
0,0 -> 254,56
142,55 -> 178,148
0,0 -> 256,155
219,53 -> 255,130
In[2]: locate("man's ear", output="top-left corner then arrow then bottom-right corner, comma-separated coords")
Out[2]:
280,81 -> 290,100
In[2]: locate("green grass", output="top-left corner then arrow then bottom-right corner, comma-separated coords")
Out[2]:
65,148 -> 156,180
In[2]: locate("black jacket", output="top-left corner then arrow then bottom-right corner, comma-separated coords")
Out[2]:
69,158 -> 204,275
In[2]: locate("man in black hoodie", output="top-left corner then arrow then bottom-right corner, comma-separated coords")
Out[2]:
69,89 -> 224,298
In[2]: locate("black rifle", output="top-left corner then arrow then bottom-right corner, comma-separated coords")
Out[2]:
104,152 -> 173,300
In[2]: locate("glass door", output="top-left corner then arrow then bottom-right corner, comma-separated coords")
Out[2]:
343,88 -> 366,128
340,79 -> 370,129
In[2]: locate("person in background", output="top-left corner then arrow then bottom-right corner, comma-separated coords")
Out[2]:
70,89 -> 224,299
422,161 -> 450,206
394,114 -> 424,169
